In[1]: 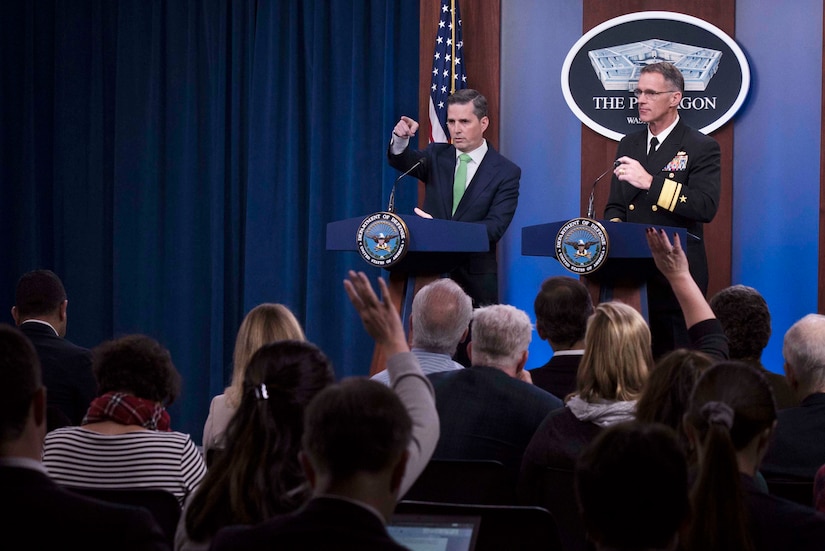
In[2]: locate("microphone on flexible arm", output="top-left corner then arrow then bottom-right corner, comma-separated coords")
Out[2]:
387,159 -> 425,213
586,160 -> 621,219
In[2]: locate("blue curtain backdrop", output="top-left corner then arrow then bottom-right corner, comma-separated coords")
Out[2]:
0,0 -> 420,441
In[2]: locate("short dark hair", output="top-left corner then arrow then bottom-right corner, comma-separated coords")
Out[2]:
533,276 -> 593,347
447,89 -> 488,119
710,285 -> 771,361
640,62 -> 685,93
302,378 -> 412,480
14,269 -> 67,318
0,324 -> 42,441
92,334 -> 181,405
576,422 -> 689,549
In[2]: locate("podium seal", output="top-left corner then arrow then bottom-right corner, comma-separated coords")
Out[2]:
555,218 -> 609,274
356,212 -> 409,268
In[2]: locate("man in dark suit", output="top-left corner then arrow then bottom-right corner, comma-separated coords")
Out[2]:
761,314 -> 825,480
605,61 -> 721,359
0,324 -> 170,550
428,304 -> 563,489
210,377 -> 414,551
11,269 -> 96,429
388,88 -> 520,308
529,276 -> 594,400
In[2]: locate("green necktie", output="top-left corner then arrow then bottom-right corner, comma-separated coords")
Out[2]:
452,154 -> 472,215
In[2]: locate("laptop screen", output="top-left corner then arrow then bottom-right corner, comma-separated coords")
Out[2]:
386,513 -> 480,551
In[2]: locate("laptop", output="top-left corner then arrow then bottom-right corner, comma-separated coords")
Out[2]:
386,513 -> 481,551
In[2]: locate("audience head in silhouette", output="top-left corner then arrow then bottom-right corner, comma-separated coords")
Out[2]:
709,285 -> 770,363
636,348 -> 715,460
576,421 -> 689,551
534,275 -> 593,351
181,340 -> 334,547
12,269 -> 69,336
782,314 -> 825,402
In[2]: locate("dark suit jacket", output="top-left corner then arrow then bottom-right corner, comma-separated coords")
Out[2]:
761,392 -> 825,479
0,465 -> 170,550
388,141 -> 520,306
20,321 -> 96,427
742,473 -> 825,550
529,352 -> 582,401
209,496 -> 408,551
428,366 -> 563,485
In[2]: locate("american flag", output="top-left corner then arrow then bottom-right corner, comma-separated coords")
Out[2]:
428,0 -> 467,143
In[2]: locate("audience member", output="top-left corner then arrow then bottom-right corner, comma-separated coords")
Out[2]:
575,422 -> 689,551
210,377 -> 415,550
372,277 -> 471,385
176,341 -> 334,551
202,303 -> 306,458
42,334 -> 206,506
427,303 -> 563,487
684,361 -> 825,551
816,463 -> 825,513
11,269 -> 96,430
710,284 -> 797,408
520,229 -> 725,500
761,314 -> 825,480
0,324 -> 170,550
529,275 -> 593,400
636,348 -> 715,462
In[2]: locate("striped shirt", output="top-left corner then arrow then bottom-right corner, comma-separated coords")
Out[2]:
42,427 -> 206,506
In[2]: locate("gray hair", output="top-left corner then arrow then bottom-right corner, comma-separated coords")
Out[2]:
471,304 -> 533,369
783,314 -> 825,392
411,278 -> 473,356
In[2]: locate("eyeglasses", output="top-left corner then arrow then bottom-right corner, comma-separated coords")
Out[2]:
632,89 -> 678,99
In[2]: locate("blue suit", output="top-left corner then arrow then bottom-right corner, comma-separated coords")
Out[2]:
388,141 -> 520,306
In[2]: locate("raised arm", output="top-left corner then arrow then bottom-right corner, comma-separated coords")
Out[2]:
343,271 -> 439,495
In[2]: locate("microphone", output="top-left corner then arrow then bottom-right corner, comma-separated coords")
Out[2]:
586,160 -> 621,219
388,159 -> 425,213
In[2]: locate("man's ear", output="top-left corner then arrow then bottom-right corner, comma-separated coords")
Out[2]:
536,326 -> 547,341
11,306 -> 19,326
516,350 -> 529,374
466,341 -> 473,364
390,449 -> 410,495
480,115 -> 489,133
784,362 -> 798,389
299,451 -> 317,490
59,300 -> 68,322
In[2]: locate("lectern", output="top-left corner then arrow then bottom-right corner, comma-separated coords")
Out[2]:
521,219 -> 686,321
327,214 -> 488,374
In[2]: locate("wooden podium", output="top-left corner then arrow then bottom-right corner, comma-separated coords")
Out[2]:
326,214 -> 488,374
521,219 -> 687,321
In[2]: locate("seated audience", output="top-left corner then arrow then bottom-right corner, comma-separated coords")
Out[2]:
372,277 -> 471,385
636,348 -> 715,462
761,313 -> 825,480
177,341 -> 334,551
520,229 -> 725,499
12,269 -> 97,430
210,377 -> 415,550
0,324 -> 170,550
685,361 -> 825,551
528,275 -> 593,400
177,270 -> 438,550
427,303 -> 563,485
575,422 -> 689,551
202,303 -> 306,458
710,284 -> 797,408
42,334 -> 206,506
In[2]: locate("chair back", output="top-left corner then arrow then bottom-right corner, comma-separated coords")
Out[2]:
536,466 -> 592,551
394,499 -> 562,551
403,458 -> 514,505
68,487 -> 181,544
764,476 -> 815,508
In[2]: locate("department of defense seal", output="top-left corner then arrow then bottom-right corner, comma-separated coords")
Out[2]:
555,218 -> 609,274
356,212 -> 409,268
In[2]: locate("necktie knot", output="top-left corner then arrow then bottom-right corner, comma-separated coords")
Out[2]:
452,154 -> 472,215
648,137 -> 659,158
